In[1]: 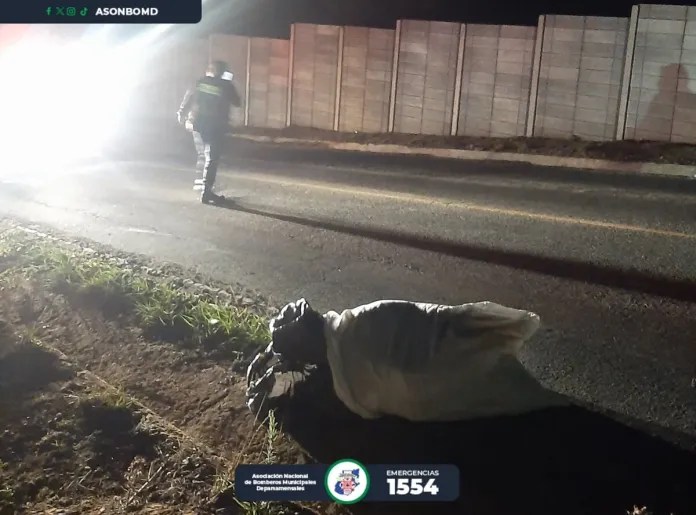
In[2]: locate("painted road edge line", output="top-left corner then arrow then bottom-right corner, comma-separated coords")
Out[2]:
230,134 -> 696,179
229,171 -> 696,240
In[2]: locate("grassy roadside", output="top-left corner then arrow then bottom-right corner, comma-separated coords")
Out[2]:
0,225 -> 314,514
0,324 -> 293,514
0,226 -> 270,360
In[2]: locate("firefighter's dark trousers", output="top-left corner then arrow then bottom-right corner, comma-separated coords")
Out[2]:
192,128 -> 224,193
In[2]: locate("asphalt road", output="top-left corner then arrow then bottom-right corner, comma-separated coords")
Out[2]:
1,137 -> 695,452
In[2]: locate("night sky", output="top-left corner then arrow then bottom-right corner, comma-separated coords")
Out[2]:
204,0 -> 696,39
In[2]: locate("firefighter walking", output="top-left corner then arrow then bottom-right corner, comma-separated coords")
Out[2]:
177,60 -> 241,204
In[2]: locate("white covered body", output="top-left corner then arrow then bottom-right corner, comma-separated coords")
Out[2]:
322,300 -> 569,422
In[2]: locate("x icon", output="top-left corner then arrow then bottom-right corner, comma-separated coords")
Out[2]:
56,6 -> 65,14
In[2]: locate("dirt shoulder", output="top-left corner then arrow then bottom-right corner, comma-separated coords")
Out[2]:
229,126 -> 696,166
0,324 -> 225,514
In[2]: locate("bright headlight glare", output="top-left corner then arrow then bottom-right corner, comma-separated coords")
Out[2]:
0,33 -> 144,174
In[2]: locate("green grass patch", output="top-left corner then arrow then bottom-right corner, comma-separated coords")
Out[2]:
81,389 -> 135,411
234,410 -> 285,515
0,229 -> 270,358
0,486 -> 16,515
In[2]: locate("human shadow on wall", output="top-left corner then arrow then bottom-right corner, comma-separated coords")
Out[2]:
271,366 -> 696,515
635,63 -> 696,142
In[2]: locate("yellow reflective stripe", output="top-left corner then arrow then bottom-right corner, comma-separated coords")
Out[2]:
197,83 -> 222,96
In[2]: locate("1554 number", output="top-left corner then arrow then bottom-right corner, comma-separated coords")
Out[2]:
386,478 -> 439,496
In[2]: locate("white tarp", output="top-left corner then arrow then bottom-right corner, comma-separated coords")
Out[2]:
321,300 -> 570,421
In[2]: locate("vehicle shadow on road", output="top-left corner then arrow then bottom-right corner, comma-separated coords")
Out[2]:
210,198 -> 696,304
272,367 -> 696,515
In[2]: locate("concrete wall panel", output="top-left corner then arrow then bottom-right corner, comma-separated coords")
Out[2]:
626,4 -> 696,143
394,20 -> 460,135
290,23 -> 340,130
338,27 -> 394,133
248,38 -> 290,128
535,15 -> 628,140
458,24 -> 536,137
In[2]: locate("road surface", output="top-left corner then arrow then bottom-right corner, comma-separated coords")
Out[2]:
1,137 -> 695,450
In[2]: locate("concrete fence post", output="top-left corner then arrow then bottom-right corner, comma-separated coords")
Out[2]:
244,37 -> 251,126
450,24 -> 466,136
526,15 -> 546,137
388,20 -> 402,133
286,24 -> 296,127
334,26 -> 345,131
616,5 -> 640,141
